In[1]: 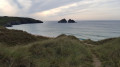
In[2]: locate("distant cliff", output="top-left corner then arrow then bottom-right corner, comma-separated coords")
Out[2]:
0,16 -> 43,27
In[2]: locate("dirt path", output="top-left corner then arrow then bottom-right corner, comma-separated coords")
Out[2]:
84,43 -> 102,67
92,53 -> 102,67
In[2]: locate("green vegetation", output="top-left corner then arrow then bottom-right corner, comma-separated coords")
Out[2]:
0,16 -> 18,26
29,36 -> 93,67
93,37 -> 120,67
0,27 -> 49,46
0,16 -> 43,27
0,26 -> 120,67
0,28 -> 93,67
82,38 -> 117,45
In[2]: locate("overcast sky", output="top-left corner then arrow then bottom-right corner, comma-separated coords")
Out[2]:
0,0 -> 120,20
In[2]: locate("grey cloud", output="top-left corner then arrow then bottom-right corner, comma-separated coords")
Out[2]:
29,0 -> 82,13
13,0 -> 23,9
0,0 -> 120,20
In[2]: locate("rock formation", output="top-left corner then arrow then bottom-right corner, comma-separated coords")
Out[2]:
68,19 -> 76,23
58,19 -> 76,23
58,18 -> 67,23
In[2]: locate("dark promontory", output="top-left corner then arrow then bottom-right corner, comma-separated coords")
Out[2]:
58,18 -> 67,23
0,16 -> 43,27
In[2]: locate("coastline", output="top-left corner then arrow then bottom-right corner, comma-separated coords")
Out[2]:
0,16 -> 120,67
0,16 -> 43,27
0,26 -> 120,67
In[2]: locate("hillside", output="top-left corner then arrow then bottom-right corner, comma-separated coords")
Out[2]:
93,37 -> 120,67
0,16 -> 43,27
0,27 -> 120,67
0,27 -> 49,46
0,28 -> 93,67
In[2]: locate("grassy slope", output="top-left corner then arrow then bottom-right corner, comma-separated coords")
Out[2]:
0,26 -> 120,67
0,27 -> 49,46
0,29 -> 93,67
93,37 -> 120,67
30,36 -> 93,67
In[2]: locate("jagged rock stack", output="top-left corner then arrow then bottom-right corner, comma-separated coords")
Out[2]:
58,18 -> 76,23
58,18 -> 67,23
68,19 -> 76,23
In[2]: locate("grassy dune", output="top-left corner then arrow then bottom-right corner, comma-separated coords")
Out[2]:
0,28 -> 93,67
0,27 -> 120,67
29,36 -> 93,67
0,27 -> 49,46
93,37 -> 120,67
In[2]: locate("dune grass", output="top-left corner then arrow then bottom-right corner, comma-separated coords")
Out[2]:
29,36 -> 93,67
93,37 -> 120,67
0,27 -> 120,67
0,27 -> 49,46
0,31 -> 93,67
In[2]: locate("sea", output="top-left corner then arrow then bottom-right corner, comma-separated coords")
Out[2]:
7,20 -> 120,41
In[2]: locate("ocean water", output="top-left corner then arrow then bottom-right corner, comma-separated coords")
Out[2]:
7,20 -> 120,41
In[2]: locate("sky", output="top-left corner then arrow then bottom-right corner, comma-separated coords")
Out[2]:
0,0 -> 120,21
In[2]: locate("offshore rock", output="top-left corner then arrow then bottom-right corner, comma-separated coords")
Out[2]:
58,18 -> 67,23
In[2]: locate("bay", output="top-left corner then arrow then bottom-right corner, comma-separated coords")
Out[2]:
7,20 -> 120,41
